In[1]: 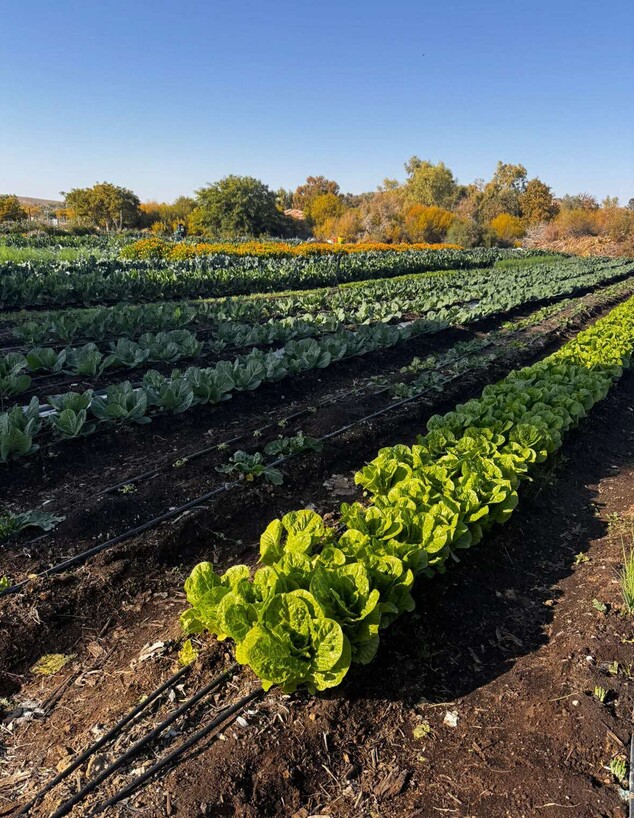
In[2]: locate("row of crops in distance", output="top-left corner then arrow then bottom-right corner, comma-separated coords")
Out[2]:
0,247 -> 549,307
1,255 -> 633,461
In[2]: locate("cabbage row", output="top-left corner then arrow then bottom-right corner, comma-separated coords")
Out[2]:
180,296 -> 634,693
0,247 -> 513,308
3,257 -> 633,462
8,255 -> 629,346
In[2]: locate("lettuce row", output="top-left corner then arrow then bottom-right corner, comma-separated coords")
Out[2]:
181,297 -> 634,693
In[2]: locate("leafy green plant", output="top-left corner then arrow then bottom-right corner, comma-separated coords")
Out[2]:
25,347 -> 66,373
593,685 -> 607,703
51,408 -> 95,439
181,295 -> 634,693
0,353 -> 31,400
91,382 -> 150,424
0,508 -> 64,543
65,344 -> 105,377
606,756 -> 627,784
263,433 -> 323,458
216,451 -> 283,485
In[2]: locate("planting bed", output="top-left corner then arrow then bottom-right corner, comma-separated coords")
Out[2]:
1,249 -> 634,818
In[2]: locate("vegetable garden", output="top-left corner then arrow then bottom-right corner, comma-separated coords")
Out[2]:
1,241 -> 634,817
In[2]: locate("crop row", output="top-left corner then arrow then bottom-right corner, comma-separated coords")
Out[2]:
0,322 -> 430,462
3,259 -> 633,461
6,255 -> 630,354
0,247 -> 516,308
3,255 -> 631,403
179,295 -> 634,693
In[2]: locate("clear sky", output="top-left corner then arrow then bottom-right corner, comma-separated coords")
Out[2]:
1,0 -> 633,203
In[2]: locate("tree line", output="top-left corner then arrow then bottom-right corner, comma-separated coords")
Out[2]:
1,158 -> 633,250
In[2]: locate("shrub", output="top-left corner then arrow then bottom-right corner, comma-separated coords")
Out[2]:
490,213 -> 525,245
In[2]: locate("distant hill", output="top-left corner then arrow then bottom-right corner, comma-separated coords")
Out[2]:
17,196 -> 63,209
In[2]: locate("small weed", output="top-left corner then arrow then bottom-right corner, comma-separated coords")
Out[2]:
172,458 -> 188,469
607,512 -> 621,530
593,685 -> 607,703
607,660 -> 620,676
618,543 -> 634,614
592,598 -> 608,614
118,483 -> 137,495
573,552 -> 589,566
606,756 -> 627,784
413,720 -> 433,740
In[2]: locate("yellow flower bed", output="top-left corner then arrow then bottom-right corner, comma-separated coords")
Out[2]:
121,237 -> 460,261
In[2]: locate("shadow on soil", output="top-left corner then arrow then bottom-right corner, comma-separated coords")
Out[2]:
339,369 -> 634,705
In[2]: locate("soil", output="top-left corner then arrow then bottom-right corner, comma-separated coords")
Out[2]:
1,286 -> 634,818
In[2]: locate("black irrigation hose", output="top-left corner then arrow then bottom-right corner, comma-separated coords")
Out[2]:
0,333 -> 544,600
8,336 -> 483,555
88,687 -> 264,816
0,477 -> 240,598
14,664 -> 192,816
46,662 -> 239,818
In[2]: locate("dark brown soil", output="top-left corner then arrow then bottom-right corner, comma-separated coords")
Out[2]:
1,288 -> 634,818
0,291 -> 624,684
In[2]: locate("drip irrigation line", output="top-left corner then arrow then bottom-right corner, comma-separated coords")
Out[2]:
46,662 -> 239,818
0,340 -> 504,599
14,664 -> 192,816
0,477 -> 241,598
88,687 -> 264,816
4,284 -> 625,591
1,319 -> 565,601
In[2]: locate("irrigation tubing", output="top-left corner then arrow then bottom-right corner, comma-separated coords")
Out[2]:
88,687 -> 264,816
6,334 -> 483,555
45,662 -> 239,818
4,285 -> 624,590
14,664 -> 192,816
0,340 -> 502,599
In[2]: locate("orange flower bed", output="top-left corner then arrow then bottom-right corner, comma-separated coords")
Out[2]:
121,237 -> 460,261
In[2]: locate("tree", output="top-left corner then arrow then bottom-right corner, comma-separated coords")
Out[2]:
276,188 -> 293,210
519,179 -> 558,224
63,182 -> 141,230
478,162 -> 528,222
292,176 -> 340,211
602,195 -> 620,209
490,213 -> 525,245
445,218 -> 482,248
0,194 -> 27,223
404,158 -> 459,209
560,193 -> 599,211
627,198 -> 634,211
404,204 -> 454,243
359,189 -> 405,242
306,193 -> 346,227
195,175 -> 289,237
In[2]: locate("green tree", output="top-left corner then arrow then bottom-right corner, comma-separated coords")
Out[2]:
519,179 -> 558,224
195,175 -> 289,237
0,194 -> 27,223
478,162 -> 527,222
404,158 -> 458,209
63,182 -> 141,231
560,193 -> 599,211
292,176 -> 340,211
445,218 -> 482,248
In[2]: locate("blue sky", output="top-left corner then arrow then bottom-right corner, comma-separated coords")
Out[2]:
1,0 -> 633,203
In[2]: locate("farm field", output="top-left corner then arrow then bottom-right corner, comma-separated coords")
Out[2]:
1,242 -> 634,818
